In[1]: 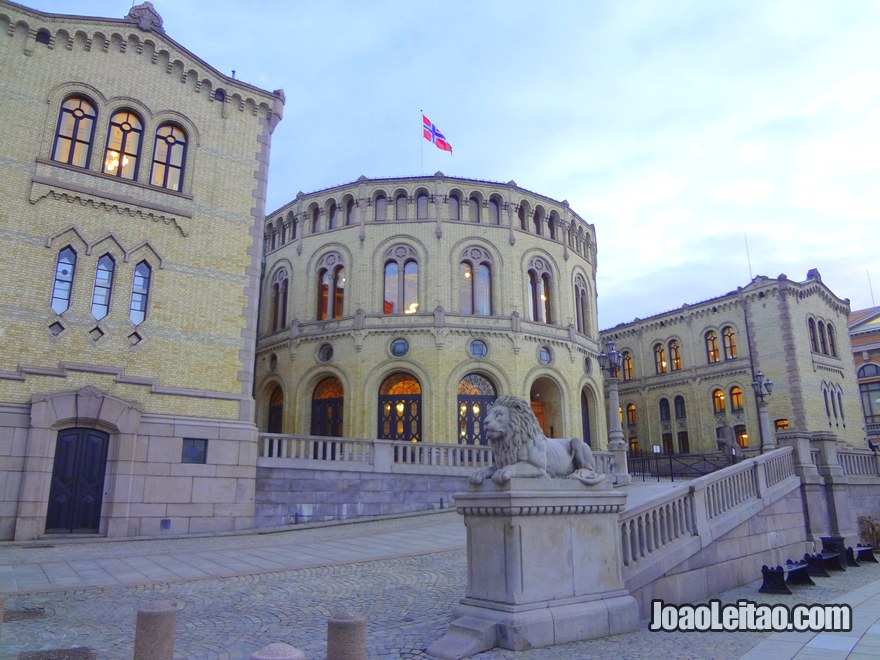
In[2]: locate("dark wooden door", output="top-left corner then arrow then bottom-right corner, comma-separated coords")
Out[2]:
45,428 -> 109,534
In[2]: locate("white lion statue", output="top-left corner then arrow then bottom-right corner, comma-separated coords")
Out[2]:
469,395 -> 606,487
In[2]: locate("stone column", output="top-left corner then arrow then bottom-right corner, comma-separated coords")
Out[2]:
427,479 -> 638,659
758,399 -> 775,452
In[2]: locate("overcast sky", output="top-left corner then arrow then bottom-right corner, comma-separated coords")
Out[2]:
27,1 -> 880,328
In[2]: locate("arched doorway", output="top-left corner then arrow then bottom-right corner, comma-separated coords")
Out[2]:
311,376 -> 344,437
378,372 -> 422,442
530,377 -> 563,438
46,428 -> 109,534
267,385 -> 283,433
580,389 -> 591,446
457,373 -> 497,445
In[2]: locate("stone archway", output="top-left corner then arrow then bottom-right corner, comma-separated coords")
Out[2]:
529,377 -> 563,438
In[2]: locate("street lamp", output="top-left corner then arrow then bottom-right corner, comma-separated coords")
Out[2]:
598,339 -> 630,484
751,371 -> 775,452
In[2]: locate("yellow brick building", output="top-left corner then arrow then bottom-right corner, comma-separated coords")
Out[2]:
600,269 -> 865,454
0,1 -> 283,540
255,175 -> 608,448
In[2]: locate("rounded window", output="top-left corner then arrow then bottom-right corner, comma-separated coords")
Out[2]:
390,338 -> 409,357
317,343 -> 333,363
584,356 -> 591,374
269,353 -> 278,372
469,339 -> 488,358
538,346 -> 552,365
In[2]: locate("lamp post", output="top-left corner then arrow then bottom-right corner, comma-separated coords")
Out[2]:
598,339 -> 630,484
751,371 -> 774,453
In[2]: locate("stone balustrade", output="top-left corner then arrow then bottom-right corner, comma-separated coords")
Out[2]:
838,449 -> 879,476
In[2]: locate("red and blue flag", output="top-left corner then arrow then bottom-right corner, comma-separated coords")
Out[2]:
423,115 -> 453,153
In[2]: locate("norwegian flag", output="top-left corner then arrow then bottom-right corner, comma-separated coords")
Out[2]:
422,115 -> 453,153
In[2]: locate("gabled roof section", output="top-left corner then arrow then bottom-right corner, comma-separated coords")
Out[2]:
850,306 -> 880,334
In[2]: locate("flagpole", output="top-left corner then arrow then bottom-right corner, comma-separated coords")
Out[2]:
419,109 -> 424,175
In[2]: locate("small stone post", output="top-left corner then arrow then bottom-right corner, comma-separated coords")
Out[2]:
251,642 -> 306,659
327,610 -> 366,660
133,600 -> 176,660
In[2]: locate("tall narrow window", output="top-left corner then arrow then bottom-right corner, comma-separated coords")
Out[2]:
327,202 -> 338,229
622,351 -> 634,381
345,199 -> 355,225
722,326 -> 737,359
395,193 -> 408,220
626,403 -> 637,426
375,195 -> 387,222
383,245 -> 419,315
333,266 -> 345,318
668,339 -> 681,371
271,269 -> 289,331
532,209 -> 542,235
808,319 -> 819,352
818,321 -> 828,354
448,193 -> 461,220
403,261 -> 418,314
103,110 -> 142,179
52,96 -> 96,168
311,206 -> 320,232
730,386 -> 744,411
90,254 -> 115,320
712,389 -> 726,413
487,198 -> 500,224
416,193 -> 428,219
548,213 -> 558,239
460,248 -> 492,315
469,195 -> 481,222
129,261 -> 151,325
518,205 -> 527,230
706,331 -> 720,363
51,247 -> 77,314
659,398 -> 670,422
526,259 -> 552,323
383,262 -> 398,314
674,395 -> 686,419
574,275 -> 589,335
150,124 -> 187,192
654,343 -> 667,374
827,324 -> 837,357
316,259 -> 345,320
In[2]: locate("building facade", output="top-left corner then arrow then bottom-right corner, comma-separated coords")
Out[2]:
850,306 -> 880,443
255,175 -> 607,448
599,270 -> 864,454
0,1 -> 284,540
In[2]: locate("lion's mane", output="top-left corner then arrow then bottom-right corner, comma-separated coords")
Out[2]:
489,395 -> 545,468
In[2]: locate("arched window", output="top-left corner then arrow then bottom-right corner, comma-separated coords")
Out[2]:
311,376 -> 344,438
659,398 -> 670,422
149,123 -> 187,191
468,195 -> 481,222
395,193 -> 408,220
668,339 -> 681,371
102,110 -> 142,180
345,199 -> 356,225
808,318 -> 819,352
838,389 -> 845,422
311,206 -> 320,232
129,261 -> 151,325
730,386 -> 744,412
723,326 -> 737,359
269,224 -> 276,250
378,372 -> 422,442
626,403 -> 637,426
518,205 -> 527,230
827,323 -> 837,357
375,194 -> 387,222
674,395 -> 686,419
51,246 -> 77,314
52,95 -> 96,168
532,209 -> 543,235
457,373 -> 497,445
654,343 -> 667,374
460,247 -> 492,315
448,193 -> 461,220
35,28 -> 50,44
818,321 -> 828,354
383,245 -> 419,315
859,364 -> 880,379
574,275 -> 589,335
327,201 -> 338,229
712,389 -> 726,413
622,351 -> 634,381
267,385 -> 283,434
290,215 -> 298,240
548,213 -> 558,240
280,221 -> 286,244
526,258 -> 552,323
271,268 -> 289,331
316,253 -> 345,320
487,198 -> 500,225
416,193 -> 428,219
90,254 -> 115,320
705,330 -> 720,363
859,376 -> 879,424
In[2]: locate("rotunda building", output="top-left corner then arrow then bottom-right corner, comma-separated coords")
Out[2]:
255,174 -> 607,448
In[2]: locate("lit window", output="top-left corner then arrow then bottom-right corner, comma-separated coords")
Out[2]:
526,258 -> 552,324
50,246 -> 77,314
722,327 -> 737,359
735,425 -> 748,447
712,389 -> 726,413
622,351 -> 634,381
629,437 -> 639,455
317,256 -> 345,320
706,331 -> 720,363
150,123 -> 187,191
730,386 -> 744,411
668,339 -> 681,371
654,343 -> 667,374
103,110 -> 142,179
52,95 -> 96,168
129,261 -> 151,325
460,248 -> 492,315
626,403 -> 637,426
90,254 -> 115,320
383,246 -> 419,315
774,419 -> 789,430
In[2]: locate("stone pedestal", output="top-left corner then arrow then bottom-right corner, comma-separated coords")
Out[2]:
427,479 -> 639,659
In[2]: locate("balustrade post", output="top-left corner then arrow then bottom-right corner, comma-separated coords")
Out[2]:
689,485 -> 709,538
373,439 -> 393,471
754,461 -> 766,499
